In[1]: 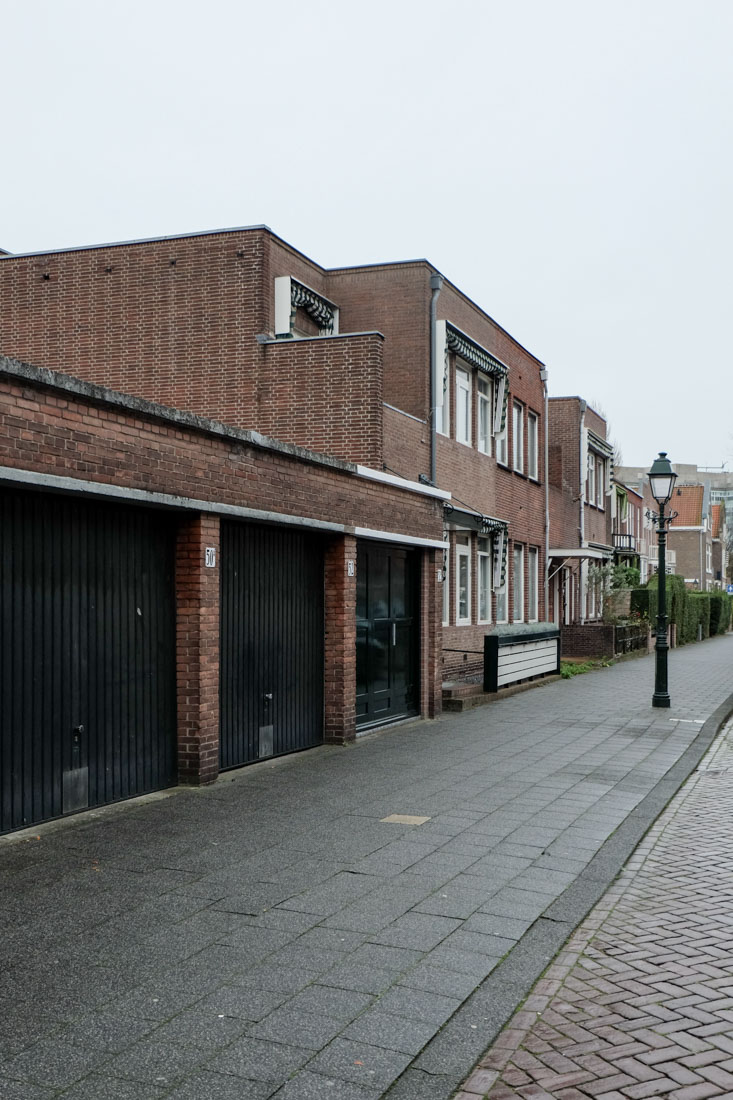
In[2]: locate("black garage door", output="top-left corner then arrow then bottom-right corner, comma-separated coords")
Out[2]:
0,487 -> 177,834
219,522 -> 324,769
356,541 -> 419,728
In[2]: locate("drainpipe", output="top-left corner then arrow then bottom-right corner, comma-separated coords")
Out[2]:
429,273 -> 444,486
540,366 -> 549,620
579,400 -> 586,624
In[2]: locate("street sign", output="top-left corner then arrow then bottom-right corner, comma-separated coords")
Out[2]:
727,584 -> 733,595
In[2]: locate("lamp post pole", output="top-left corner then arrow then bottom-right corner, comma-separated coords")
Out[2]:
653,500 -> 670,708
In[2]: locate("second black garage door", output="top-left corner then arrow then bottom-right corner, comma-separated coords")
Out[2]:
219,522 -> 324,769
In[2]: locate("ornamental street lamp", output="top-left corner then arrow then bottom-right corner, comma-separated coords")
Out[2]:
647,452 -> 678,708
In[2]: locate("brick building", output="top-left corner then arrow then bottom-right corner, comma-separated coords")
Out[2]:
0,225 -> 548,689
547,397 -> 614,628
0,353 -> 445,832
666,484 -> 714,590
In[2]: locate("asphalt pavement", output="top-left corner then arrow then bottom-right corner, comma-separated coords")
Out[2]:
1,634 -> 732,1100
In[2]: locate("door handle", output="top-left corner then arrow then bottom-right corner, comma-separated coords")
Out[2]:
392,623 -> 396,647
263,693 -> 273,702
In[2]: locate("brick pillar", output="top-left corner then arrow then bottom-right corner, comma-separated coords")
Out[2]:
421,548 -> 443,718
176,513 -> 221,784
324,534 -> 357,744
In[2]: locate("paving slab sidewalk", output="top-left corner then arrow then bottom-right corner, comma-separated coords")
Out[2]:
1,636 -> 732,1099
456,714 -> 733,1099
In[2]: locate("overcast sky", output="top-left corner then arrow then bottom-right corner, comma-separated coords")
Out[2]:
4,0 -> 731,470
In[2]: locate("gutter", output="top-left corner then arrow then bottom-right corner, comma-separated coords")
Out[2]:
429,273 -> 443,485
540,366 -> 549,618
579,400 -> 586,623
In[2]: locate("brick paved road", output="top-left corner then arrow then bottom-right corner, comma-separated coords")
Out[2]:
458,716 -> 733,1100
1,636 -> 732,1099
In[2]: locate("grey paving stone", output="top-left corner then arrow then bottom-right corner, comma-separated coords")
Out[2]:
370,912 -> 461,951
349,942 -> 425,971
247,1007 -> 346,1049
399,962 -> 482,1000
271,1069 -> 383,1099
423,945 -> 501,980
53,1075 -> 169,1099
212,884 -> 301,915
233,966 -> 321,995
276,873 -> 383,916
0,1078 -> 57,1100
461,911 -> 534,939
2,1039 -> 111,1090
285,984 -> 375,1022
196,986 -> 291,1021
321,960 -> 399,995
372,985 -> 460,1026
439,929 -> 515,958
290,926 -> 367,953
341,1008 -> 441,1055
211,1036 -> 312,1081
103,1040 -> 211,1085
382,1066 -> 465,1099
165,1071 -> 277,1099
54,1011 -> 158,1053
148,1006 -> 248,1049
305,1037 -> 413,1090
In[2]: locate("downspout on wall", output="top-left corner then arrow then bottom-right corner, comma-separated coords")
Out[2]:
579,400 -> 587,624
429,273 -> 443,486
540,366 -> 549,619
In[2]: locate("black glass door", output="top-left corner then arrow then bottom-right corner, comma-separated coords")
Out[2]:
356,542 -> 418,728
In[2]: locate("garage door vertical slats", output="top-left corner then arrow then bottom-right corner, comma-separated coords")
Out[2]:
220,522 -> 324,770
0,488 -> 177,834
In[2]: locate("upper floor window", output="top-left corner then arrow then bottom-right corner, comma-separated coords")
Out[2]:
527,411 -> 538,480
478,378 -> 492,455
455,367 -> 471,446
595,456 -> 606,509
586,452 -> 596,504
513,402 -> 524,473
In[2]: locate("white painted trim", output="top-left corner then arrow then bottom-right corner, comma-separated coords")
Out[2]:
354,527 -> 448,549
355,465 -> 451,500
382,403 -> 426,424
274,275 -> 292,336
669,525 -> 705,531
549,547 -> 611,560
0,465 -> 347,533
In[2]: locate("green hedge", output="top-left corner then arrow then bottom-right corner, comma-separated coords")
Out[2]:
686,592 -> 711,643
633,575 -> 731,644
630,585 -> 658,625
710,591 -> 732,635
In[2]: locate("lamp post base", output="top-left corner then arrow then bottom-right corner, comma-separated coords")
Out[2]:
652,692 -> 671,708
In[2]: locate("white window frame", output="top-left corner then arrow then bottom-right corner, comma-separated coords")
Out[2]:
477,377 -> 492,455
455,366 -> 471,447
513,402 -> 524,474
528,547 -> 539,622
527,411 -> 538,480
456,537 -> 471,625
595,457 -> 605,510
436,355 -> 449,437
477,536 -> 492,623
512,544 -> 524,623
586,452 -> 596,505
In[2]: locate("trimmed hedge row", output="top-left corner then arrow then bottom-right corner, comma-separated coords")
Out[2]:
630,576 -> 731,645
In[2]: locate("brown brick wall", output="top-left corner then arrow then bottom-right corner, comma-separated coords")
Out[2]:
561,623 -> 615,659
176,513 -> 221,784
0,358 -> 444,780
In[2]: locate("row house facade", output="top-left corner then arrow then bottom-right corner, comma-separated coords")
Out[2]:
0,226 -> 548,697
547,397 -> 614,625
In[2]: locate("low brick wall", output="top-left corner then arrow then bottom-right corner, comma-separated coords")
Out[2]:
561,623 -> 615,660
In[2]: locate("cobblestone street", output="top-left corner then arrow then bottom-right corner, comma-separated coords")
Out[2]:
458,717 -> 733,1100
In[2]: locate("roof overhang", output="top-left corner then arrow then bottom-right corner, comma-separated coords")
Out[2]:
549,547 -> 612,560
